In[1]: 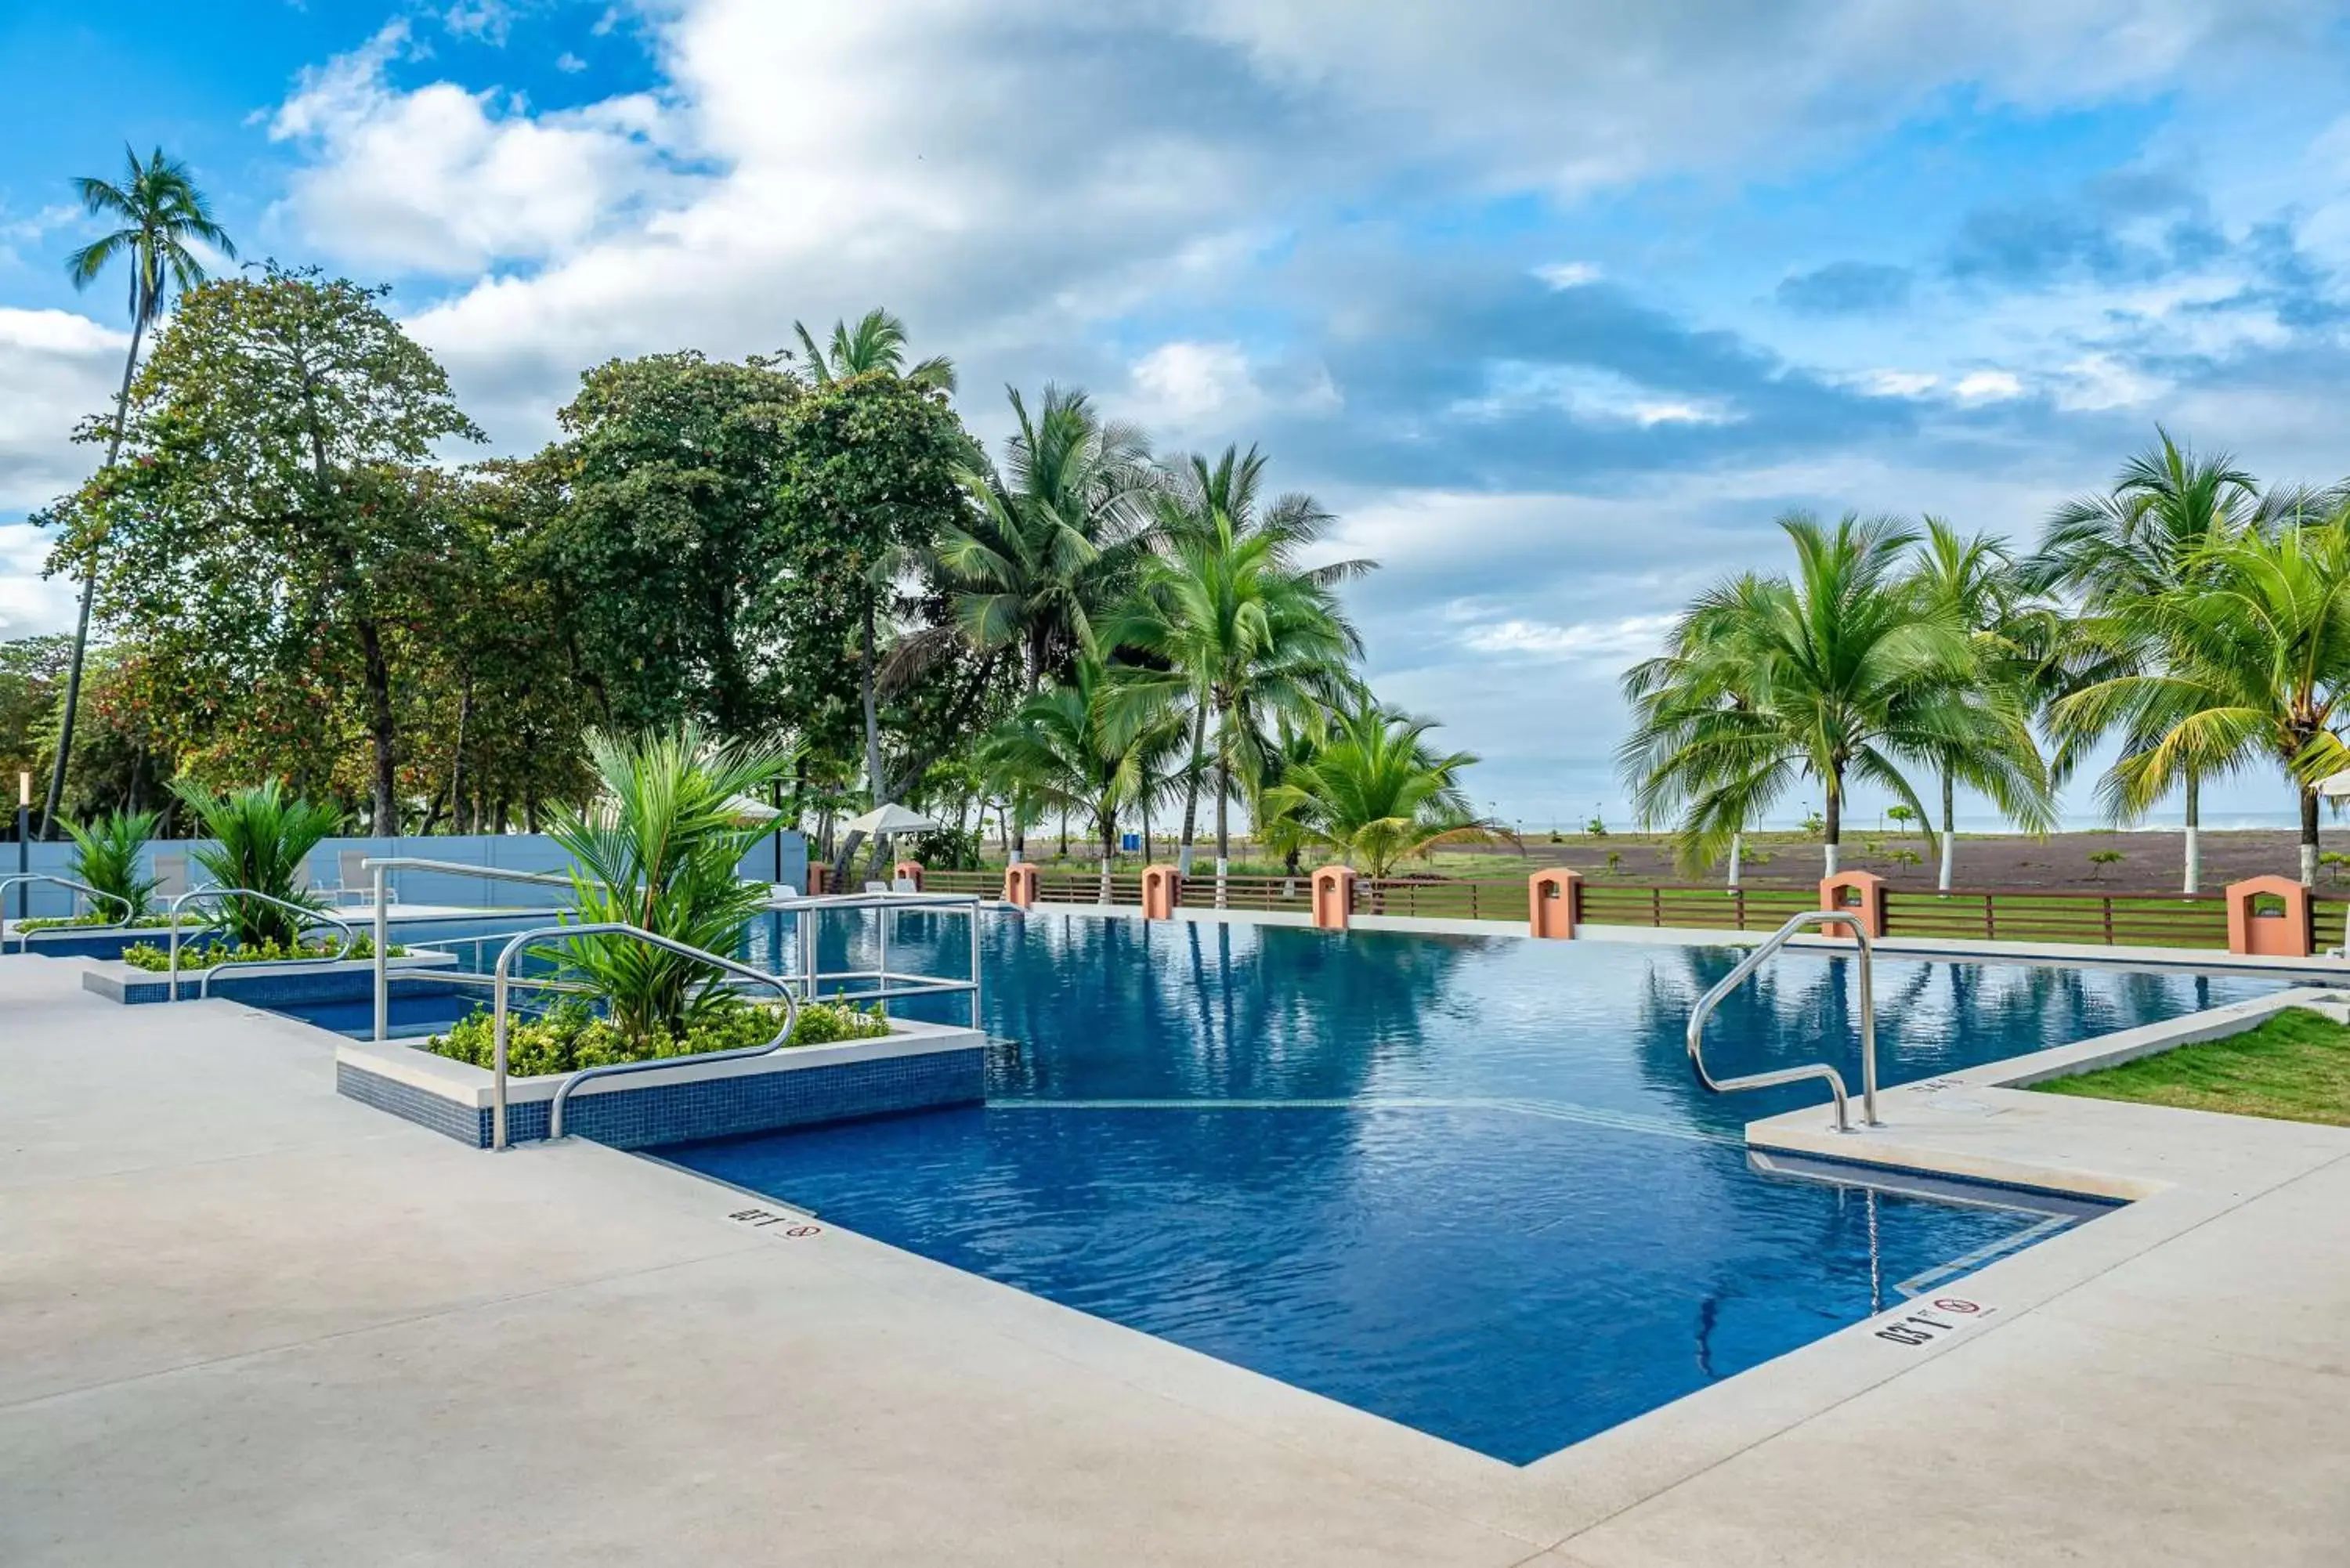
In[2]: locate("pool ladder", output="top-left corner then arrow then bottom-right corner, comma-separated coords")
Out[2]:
1686,909 -> 1881,1134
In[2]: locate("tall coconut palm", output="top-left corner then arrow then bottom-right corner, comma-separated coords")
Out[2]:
47,147 -> 235,839
1259,700 -> 1496,880
938,385 -> 1157,703
2027,430 -> 2259,891
980,657 -> 1181,902
1106,506 -> 1364,883
2053,519 -> 2350,887
1908,519 -> 2056,889
791,307 -> 954,392
1142,446 -> 1374,873
1622,511 -> 2048,875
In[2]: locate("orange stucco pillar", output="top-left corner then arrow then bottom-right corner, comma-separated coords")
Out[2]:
1818,869 -> 1887,940
1311,865 -> 1355,930
2226,875 -> 2312,957
1141,863 -> 1183,920
892,860 -> 924,891
1529,869 -> 1582,938
1003,862 -> 1039,909
806,863 -> 832,896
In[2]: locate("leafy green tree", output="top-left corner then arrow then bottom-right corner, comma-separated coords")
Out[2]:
74,266 -> 482,831
537,351 -> 804,739
1259,700 -> 1494,880
0,635 -> 72,782
546,724 -> 796,1041
768,374 -> 989,876
792,307 -> 955,392
2055,519 -> 2350,886
1622,512 -> 2042,875
45,146 -> 236,838
2028,430 -> 2260,891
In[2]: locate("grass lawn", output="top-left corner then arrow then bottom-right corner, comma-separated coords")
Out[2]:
2035,1007 -> 2350,1127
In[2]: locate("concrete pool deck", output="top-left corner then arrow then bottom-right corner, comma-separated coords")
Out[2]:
4,950 -> 2348,1564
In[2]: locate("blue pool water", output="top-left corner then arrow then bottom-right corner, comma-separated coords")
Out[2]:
658,912 -> 2269,1463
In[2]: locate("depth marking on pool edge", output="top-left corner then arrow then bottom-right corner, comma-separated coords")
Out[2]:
1871,1295 -> 1996,1348
728,1206 -> 822,1239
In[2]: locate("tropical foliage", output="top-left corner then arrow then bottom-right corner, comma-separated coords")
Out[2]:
544,724 -> 797,1042
1260,702 -> 1497,879
63,808 -> 161,919
169,779 -> 342,947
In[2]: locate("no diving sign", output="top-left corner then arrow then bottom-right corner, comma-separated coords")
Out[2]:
729,1205 -> 822,1239
1873,1295 -> 1994,1347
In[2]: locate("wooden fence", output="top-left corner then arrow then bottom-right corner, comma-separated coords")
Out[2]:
910,867 -> 2346,952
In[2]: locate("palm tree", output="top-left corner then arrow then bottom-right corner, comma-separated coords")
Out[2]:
2053,520 -> 2350,887
1133,446 -> 1374,875
2027,430 -> 2259,891
1106,505 -> 1364,887
938,385 -> 1157,699
1908,519 -> 2057,889
791,307 -> 955,392
170,780 -> 340,949
46,147 -> 235,839
1622,512 -> 2046,875
980,658 -> 1180,902
1260,700 -> 1497,881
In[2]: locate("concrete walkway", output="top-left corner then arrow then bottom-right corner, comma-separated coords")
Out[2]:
5,952 -> 2348,1565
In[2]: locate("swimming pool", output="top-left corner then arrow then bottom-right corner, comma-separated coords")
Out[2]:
659,912 -> 2270,1463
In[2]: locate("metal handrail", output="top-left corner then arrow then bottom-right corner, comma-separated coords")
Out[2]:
362,857 -> 580,1043
768,888 -> 984,1028
488,921 -> 801,1150
1686,909 -> 1882,1134
161,887 -> 359,1000
0,875 -> 136,950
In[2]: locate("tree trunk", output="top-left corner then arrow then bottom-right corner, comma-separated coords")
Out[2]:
42,313 -> 150,839
1100,811 -> 1115,905
1938,769 -> 1955,892
1727,833 -> 1742,890
1176,705 -> 1206,874
357,617 -> 398,833
1821,781 -> 1842,879
446,675 -> 473,838
1214,757 -> 1231,906
2183,768 -> 2200,894
859,601 -> 884,811
2301,782 -> 2320,887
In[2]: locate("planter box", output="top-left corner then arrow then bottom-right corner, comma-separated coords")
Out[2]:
9,927 -> 177,961
334,1017 -> 988,1150
80,952 -> 461,1006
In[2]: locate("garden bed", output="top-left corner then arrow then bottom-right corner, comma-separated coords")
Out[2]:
2033,1005 -> 2350,1127
80,950 -> 457,1006
334,1013 -> 988,1148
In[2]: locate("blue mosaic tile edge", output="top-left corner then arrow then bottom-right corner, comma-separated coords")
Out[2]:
337,1046 -> 985,1151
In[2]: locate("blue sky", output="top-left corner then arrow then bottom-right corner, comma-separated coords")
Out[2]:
5,1 -> 2350,829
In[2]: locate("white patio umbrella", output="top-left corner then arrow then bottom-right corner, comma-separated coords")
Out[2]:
2319,771 -> 2350,800
844,803 -> 939,839
721,793 -> 782,823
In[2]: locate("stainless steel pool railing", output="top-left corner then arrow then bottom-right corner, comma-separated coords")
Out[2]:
488,922 -> 801,1150
360,857 -> 580,1043
161,887 -> 360,1000
0,875 -> 135,950
1686,908 -> 1881,1133
766,888 -> 984,1028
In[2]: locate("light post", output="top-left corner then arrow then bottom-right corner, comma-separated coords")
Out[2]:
15,771 -> 28,923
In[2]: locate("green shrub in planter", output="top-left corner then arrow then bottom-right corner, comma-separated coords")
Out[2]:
425,996 -> 891,1078
63,809 -> 163,919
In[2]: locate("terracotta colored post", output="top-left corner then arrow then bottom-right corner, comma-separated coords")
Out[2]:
1141,863 -> 1183,920
2225,874 -> 2312,957
1529,869 -> 1582,938
1817,869 -> 1887,940
1311,865 -> 1355,930
806,863 -> 832,896
892,859 -> 924,891
1002,862 -> 1039,909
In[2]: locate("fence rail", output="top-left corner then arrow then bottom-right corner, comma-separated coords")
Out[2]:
903,865 -> 2348,952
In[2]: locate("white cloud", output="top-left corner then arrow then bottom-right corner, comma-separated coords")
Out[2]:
0,308 -> 126,512
1951,369 -> 2026,402
1849,369 -> 1940,398
1129,341 -> 1260,429
268,20 -> 674,275
1536,261 -> 1602,288
443,2 -> 515,45
555,52 -> 588,73
1455,611 -> 1676,663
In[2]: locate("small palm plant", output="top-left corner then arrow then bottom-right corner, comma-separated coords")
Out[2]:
1260,701 -> 1501,881
64,808 -> 162,919
547,724 -> 797,1043
170,780 -> 341,947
